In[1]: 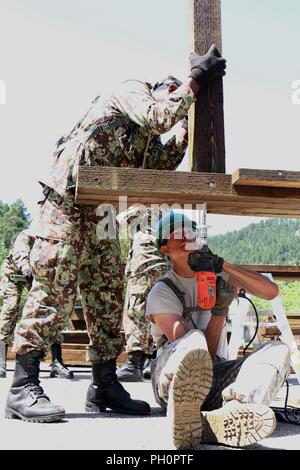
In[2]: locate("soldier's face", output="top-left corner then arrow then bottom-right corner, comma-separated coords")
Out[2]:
160,229 -> 197,264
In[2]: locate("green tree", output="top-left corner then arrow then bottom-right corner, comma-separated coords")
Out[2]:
0,200 -> 31,309
0,199 -> 31,251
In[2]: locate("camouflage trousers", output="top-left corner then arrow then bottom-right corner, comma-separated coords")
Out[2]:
152,330 -> 290,411
14,198 -> 124,363
123,268 -> 166,355
0,275 -> 24,344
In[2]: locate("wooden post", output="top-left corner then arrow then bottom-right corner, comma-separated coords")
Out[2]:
188,0 -> 226,173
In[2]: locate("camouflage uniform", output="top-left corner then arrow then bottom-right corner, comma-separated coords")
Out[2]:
0,230 -> 33,344
14,80 -> 195,363
121,207 -> 168,355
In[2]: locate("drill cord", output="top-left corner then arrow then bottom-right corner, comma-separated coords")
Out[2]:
238,289 -> 300,425
238,289 -> 259,356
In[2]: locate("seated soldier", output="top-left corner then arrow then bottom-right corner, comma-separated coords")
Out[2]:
146,211 -> 290,449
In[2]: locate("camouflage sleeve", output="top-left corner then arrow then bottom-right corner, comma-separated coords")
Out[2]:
112,80 -> 195,135
11,231 -> 33,273
145,135 -> 187,170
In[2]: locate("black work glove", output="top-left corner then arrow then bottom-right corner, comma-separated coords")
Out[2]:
207,249 -> 224,273
181,115 -> 188,131
22,268 -> 33,288
189,44 -> 226,87
211,277 -> 235,317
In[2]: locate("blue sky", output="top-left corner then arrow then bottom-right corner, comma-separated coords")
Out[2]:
0,0 -> 299,234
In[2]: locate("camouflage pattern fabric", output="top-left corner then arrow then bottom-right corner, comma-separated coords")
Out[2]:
14,80 -> 194,362
121,206 -> 168,354
123,268 -> 167,355
2,230 -> 33,276
14,198 -> 124,363
0,262 -> 24,343
0,231 -> 34,343
39,80 -> 195,200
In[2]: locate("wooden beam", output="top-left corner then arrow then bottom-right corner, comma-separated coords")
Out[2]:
76,166 -> 300,218
188,0 -> 225,173
241,265 -> 300,280
233,169 -> 300,188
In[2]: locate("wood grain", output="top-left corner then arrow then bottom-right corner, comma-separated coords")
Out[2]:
188,0 -> 225,173
233,169 -> 300,188
76,166 -> 300,218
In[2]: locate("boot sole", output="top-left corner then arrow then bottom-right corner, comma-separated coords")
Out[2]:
116,377 -> 143,383
85,402 -> 150,415
168,348 -> 213,450
49,372 -> 74,379
201,404 -> 276,447
5,407 -> 65,423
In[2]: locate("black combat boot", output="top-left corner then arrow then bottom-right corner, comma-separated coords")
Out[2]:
50,343 -> 74,379
85,358 -> 151,415
116,351 -> 147,382
5,351 -> 65,422
0,341 -> 7,378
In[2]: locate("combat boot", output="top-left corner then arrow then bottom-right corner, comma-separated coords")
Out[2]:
167,345 -> 276,449
0,340 -> 7,378
201,400 -> 276,447
143,358 -> 155,380
85,358 -> 151,415
5,351 -> 65,423
50,343 -> 74,379
116,350 -> 147,382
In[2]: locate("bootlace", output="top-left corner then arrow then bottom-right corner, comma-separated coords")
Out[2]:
25,382 -> 49,400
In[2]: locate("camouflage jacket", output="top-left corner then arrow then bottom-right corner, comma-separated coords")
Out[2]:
1,230 -> 34,277
121,206 -> 169,278
40,80 -> 195,200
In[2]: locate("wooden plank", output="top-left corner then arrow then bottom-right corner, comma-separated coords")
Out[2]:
233,169 -> 300,188
188,0 -> 225,173
71,306 -> 84,321
76,166 -> 300,218
63,330 -> 89,344
241,265 -> 300,280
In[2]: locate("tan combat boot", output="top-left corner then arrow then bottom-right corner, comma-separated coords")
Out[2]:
167,346 -> 276,449
201,401 -> 276,447
167,348 -> 213,449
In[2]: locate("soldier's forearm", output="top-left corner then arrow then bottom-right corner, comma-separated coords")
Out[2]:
223,262 -> 279,300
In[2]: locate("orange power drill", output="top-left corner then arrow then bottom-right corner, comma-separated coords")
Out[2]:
188,244 -> 217,310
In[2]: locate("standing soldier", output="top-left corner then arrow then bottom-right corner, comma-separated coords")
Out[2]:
117,206 -> 168,382
5,46 -> 226,422
0,230 -> 73,379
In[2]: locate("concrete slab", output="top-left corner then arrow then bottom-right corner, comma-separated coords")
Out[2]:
0,363 -> 300,450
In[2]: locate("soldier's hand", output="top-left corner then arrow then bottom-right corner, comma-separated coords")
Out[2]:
189,44 -> 226,87
22,268 -> 33,288
211,277 -> 235,317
